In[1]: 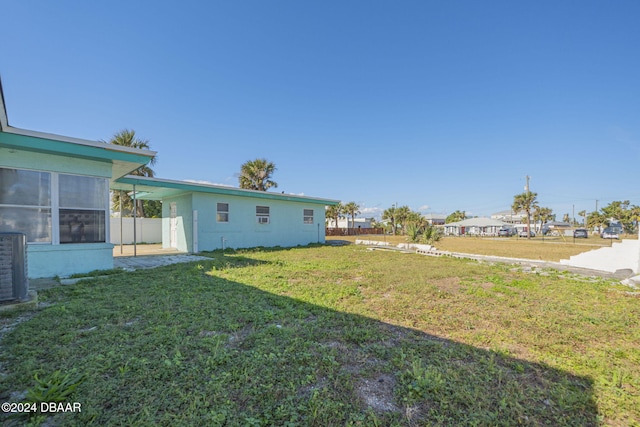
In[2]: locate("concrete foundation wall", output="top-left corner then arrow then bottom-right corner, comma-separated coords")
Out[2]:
28,243 -> 114,278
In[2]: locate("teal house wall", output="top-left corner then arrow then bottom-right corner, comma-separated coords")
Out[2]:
115,176 -> 337,253
191,193 -> 327,251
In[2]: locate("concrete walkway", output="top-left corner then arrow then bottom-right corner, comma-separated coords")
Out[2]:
115,253 -> 211,271
112,244 -> 211,270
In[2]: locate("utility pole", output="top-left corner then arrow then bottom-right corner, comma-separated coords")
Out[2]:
520,175 -> 532,238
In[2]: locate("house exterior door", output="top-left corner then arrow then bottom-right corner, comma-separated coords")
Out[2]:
170,202 -> 177,248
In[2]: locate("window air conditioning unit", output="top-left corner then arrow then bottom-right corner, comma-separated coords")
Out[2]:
257,217 -> 270,224
0,233 -> 29,302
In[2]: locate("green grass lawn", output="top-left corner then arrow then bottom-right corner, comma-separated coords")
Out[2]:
1,245 -> 639,426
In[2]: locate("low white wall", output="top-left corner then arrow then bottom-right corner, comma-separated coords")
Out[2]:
560,239 -> 640,274
110,218 -> 162,244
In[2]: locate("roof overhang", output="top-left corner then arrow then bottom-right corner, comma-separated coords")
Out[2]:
112,175 -> 340,206
0,77 -> 155,180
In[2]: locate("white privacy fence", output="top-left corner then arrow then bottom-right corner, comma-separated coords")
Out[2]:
110,218 -> 162,244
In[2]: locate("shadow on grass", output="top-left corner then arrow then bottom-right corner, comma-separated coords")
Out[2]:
199,241 -> 339,257
1,258 -> 598,426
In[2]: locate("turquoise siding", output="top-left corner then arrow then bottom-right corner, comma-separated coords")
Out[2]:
161,193 -> 193,252
0,146 -> 112,177
0,145 -> 113,278
28,244 -> 114,278
163,193 -> 327,253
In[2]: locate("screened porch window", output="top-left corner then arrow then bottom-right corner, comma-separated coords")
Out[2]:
58,174 -> 108,244
0,168 -> 52,243
0,168 -> 108,244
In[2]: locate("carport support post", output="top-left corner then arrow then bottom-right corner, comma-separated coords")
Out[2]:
119,190 -> 123,254
133,184 -> 137,257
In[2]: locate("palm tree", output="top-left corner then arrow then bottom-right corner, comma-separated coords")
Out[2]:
512,191 -> 538,239
103,129 -> 157,217
587,211 -> 606,232
406,210 -> 427,229
325,203 -> 343,229
446,210 -> 466,224
578,210 -> 587,227
382,206 -> 397,235
395,205 -> 411,235
534,206 -> 553,233
343,202 -> 360,229
239,158 -> 278,191
630,205 -> 640,234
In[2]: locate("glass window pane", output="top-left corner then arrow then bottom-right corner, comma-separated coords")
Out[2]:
0,207 -> 51,243
304,209 -> 314,224
0,168 -> 51,206
59,209 -> 106,243
59,175 -> 107,209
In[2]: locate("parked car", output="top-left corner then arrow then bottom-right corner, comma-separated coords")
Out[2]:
519,230 -> 536,238
498,227 -> 516,237
573,228 -> 588,239
601,228 -> 619,239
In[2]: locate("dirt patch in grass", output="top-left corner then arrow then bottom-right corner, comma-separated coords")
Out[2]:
358,373 -> 398,413
430,276 -> 464,293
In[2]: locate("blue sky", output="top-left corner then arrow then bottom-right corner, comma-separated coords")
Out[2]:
2,1 -> 639,220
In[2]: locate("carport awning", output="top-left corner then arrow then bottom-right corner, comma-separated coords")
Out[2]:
111,175 -> 339,205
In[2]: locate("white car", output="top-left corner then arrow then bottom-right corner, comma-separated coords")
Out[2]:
601,230 -> 619,239
519,230 -> 535,238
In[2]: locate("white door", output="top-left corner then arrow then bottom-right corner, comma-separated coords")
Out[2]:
170,202 -> 177,248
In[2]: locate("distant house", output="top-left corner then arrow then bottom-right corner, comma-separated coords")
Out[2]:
0,80 -> 155,278
423,213 -> 446,226
491,210 -> 526,225
444,217 -> 509,236
327,217 -> 374,229
112,176 -> 338,253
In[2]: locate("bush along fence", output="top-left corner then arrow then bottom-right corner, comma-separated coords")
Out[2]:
325,228 -> 385,236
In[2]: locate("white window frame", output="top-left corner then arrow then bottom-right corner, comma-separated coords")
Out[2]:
216,202 -> 229,223
303,209 -> 314,224
0,167 -> 109,245
58,173 -> 109,244
256,206 -> 270,224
